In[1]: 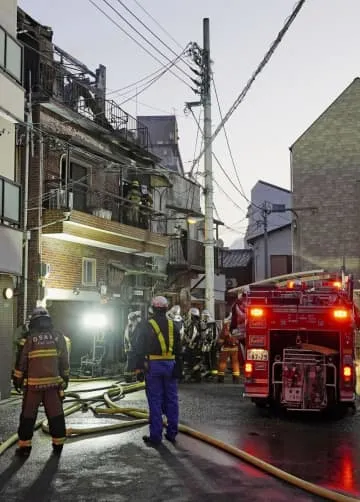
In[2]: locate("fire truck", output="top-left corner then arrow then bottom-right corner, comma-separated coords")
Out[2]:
242,271 -> 357,413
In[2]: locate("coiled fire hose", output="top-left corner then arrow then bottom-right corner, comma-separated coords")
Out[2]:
0,380 -> 358,502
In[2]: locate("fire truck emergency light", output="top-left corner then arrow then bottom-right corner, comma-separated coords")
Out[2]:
343,366 -> 352,378
333,309 -> 348,319
249,308 -> 264,318
333,281 -> 342,288
245,362 -> 253,374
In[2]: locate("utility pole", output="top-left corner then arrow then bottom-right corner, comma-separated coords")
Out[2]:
23,73 -> 32,323
202,18 -> 215,318
186,18 -> 215,318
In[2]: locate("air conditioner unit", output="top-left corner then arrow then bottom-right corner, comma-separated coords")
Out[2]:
226,278 -> 237,288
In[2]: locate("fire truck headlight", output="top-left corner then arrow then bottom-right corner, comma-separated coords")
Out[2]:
84,313 -> 107,329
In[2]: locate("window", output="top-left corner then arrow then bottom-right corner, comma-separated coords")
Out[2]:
0,25 -> 23,83
82,258 -> 96,286
0,175 -> 21,227
6,36 -> 22,82
0,29 -> 5,68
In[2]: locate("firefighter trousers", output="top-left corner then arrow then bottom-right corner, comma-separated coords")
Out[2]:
145,360 -> 179,443
18,387 -> 66,449
217,349 -> 240,379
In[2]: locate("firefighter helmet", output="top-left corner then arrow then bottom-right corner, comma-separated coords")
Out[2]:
31,307 -> 50,321
189,307 -> 200,317
151,296 -> 168,309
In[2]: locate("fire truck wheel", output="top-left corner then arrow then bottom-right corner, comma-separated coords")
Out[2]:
253,398 -> 268,409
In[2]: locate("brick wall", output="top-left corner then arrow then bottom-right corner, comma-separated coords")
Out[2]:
0,274 -> 15,399
41,238 -> 137,291
292,78 -> 360,278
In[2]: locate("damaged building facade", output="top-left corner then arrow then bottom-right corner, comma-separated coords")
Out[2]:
17,9 -> 169,371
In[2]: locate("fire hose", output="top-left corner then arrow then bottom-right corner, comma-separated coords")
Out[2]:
0,381 -> 358,502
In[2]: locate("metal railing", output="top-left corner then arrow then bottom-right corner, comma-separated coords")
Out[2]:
44,181 -> 155,231
168,238 -> 220,270
0,175 -> 21,228
34,62 -> 149,149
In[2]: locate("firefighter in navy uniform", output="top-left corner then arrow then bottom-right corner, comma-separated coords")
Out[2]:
12,308 -> 70,457
134,296 -> 182,446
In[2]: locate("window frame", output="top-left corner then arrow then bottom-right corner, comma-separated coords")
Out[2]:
0,24 -> 23,84
82,257 -> 97,286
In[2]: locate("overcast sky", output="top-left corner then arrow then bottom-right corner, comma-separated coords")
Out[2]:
18,0 -> 360,245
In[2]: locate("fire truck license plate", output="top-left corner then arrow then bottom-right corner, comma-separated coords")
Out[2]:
247,349 -> 268,361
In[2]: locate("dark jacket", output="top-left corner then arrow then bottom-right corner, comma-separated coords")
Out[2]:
132,312 -> 182,376
14,321 -> 70,389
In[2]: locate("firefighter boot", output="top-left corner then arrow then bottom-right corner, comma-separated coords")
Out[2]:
217,374 -> 225,383
233,375 -> 240,384
15,446 -> 32,458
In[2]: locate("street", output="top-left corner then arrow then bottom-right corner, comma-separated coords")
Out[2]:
0,380 -> 359,501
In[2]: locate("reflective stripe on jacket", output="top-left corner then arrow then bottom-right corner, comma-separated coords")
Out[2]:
148,319 -> 175,360
15,329 -> 70,389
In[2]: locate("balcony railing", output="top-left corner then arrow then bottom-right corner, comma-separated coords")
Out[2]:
168,238 -> 221,271
0,175 -> 21,228
44,181 -> 155,231
33,61 -> 149,149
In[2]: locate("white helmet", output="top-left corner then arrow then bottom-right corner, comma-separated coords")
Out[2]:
189,307 -> 200,317
151,296 -> 169,309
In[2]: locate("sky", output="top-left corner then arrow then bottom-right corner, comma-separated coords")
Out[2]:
18,0 -> 360,246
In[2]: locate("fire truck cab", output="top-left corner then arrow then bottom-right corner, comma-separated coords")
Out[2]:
244,273 -> 357,413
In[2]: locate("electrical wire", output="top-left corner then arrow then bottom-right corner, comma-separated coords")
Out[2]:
89,0 -> 192,89
191,0 -> 307,170
131,0 -> 184,51
117,49 -> 187,107
114,0 -> 192,71
212,77 -> 247,199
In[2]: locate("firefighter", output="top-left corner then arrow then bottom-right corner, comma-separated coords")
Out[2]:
201,310 -> 218,379
140,190 -> 153,229
217,314 -> 240,383
12,308 -> 69,457
231,293 -> 247,370
123,311 -> 141,383
133,296 -> 182,446
126,180 -> 141,226
183,307 -> 202,382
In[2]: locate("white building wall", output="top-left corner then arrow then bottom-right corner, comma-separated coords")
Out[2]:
252,226 -> 292,282
246,181 -> 291,242
0,0 -> 17,36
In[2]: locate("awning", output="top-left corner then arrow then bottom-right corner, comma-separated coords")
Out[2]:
109,262 -> 167,280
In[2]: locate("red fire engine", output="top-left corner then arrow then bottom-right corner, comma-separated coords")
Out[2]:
243,272 -> 357,412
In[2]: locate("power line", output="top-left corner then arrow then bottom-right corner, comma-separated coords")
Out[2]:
131,0 -> 184,51
117,48 -> 189,107
114,0 -> 192,71
90,0 -> 192,88
107,65 -> 176,97
191,0 -> 307,170
212,77 -> 247,199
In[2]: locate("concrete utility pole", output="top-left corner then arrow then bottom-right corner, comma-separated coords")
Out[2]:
202,18 -> 215,318
185,18 -> 215,317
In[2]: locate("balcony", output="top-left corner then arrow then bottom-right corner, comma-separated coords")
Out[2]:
31,46 -> 149,150
168,238 -> 219,272
42,183 -> 169,258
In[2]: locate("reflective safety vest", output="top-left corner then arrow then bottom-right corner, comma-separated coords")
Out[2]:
148,319 -> 175,360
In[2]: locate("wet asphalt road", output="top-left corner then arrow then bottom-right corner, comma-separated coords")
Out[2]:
0,379 -> 359,501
